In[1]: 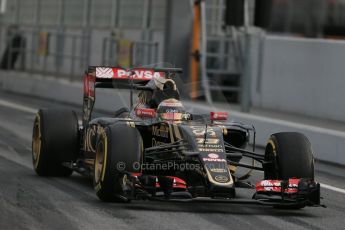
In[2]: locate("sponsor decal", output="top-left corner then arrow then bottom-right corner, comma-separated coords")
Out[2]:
256,179 -> 300,193
202,158 -> 226,162
210,112 -> 228,121
190,126 -> 216,137
96,67 -> 114,78
199,148 -> 224,152
95,67 -> 164,80
208,153 -> 219,159
214,175 -> 229,183
261,180 -> 273,187
198,144 -> 223,148
210,168 -> 227,173
196,138 -> 220,145
130,68 -> 164,79
135,108 -> 156,118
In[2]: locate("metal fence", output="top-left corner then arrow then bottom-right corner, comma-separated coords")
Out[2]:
0,25 -> 161,79
1,0 -> 167,30
0,26 -> 90,80
0,0 -> 166,80
101,37 -> 159,67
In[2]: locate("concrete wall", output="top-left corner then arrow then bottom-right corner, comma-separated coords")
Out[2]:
251,35 -> 345,123
1,70 -> 345,166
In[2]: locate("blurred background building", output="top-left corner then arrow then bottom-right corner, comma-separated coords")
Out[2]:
0,0 -> 345,117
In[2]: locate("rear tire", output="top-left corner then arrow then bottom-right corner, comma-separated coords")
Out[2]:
32,109 -> 79,177
264,132 -> 314,180
93,124 -> 143,202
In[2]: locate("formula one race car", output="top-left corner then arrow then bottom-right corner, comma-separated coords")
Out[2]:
31,66 -> 321,209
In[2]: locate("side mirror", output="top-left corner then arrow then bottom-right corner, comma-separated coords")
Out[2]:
210,112 -> 228,121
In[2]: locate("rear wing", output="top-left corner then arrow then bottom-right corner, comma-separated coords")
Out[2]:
82,66 -> 182,126
84,67 -> 182,95
90,66 -> 181,81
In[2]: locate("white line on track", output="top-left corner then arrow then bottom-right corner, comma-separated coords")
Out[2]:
321,183 -> 345,194
1,98 -> 345,195
0,99 -> 37,114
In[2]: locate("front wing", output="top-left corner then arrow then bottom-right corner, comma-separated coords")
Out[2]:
120,173 -> 322,207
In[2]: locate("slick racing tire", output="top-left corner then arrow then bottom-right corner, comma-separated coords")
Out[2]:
264,132 -> 314,209
264,132 -> 314,180
32,109 -> 79,177
93,124 -> 143,202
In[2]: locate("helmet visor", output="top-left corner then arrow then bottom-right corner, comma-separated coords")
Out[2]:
159,112 -> 183,121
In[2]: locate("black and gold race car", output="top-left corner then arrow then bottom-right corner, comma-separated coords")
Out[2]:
31,67 -> 321,208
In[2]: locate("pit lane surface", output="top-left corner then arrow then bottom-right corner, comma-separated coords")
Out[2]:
0,91 -> 344,230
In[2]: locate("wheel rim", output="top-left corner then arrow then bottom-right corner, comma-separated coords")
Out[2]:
32,115 -> 41,168
95,139 -> 105,183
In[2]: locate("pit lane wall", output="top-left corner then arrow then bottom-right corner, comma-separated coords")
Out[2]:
1,70 -> 345,166
251,35 -> 345,123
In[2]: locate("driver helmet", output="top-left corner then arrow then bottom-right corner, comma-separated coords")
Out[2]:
157,99 -> 185,121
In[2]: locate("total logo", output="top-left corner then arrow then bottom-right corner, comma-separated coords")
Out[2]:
208,153 -> 219,159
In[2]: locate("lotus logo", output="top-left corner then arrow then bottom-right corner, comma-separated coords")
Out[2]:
208,153 -> 219,159
214,175 -> 229,183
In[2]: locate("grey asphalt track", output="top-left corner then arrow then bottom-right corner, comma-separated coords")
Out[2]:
0,91 -> 344,230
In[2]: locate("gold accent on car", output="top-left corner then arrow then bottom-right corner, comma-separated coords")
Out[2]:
94,129 -> 108,184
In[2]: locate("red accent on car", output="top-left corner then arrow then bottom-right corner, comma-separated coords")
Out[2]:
210,112 -> 228,121
83,74 -> 95,98
129,173 -> 187,190
131,173 -> 142,177
167,176 -> 187,189
135,108 -> 156,118
256,178 -> 300,194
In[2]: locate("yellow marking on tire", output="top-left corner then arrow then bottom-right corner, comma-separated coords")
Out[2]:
33,113 -> 42,169
267,139 -> 276,156
101,131 -> 108,182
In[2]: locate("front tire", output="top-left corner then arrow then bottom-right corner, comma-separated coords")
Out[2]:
264,132 -> 314,180
264,132 -> 315,209
93,124 -> 143,202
